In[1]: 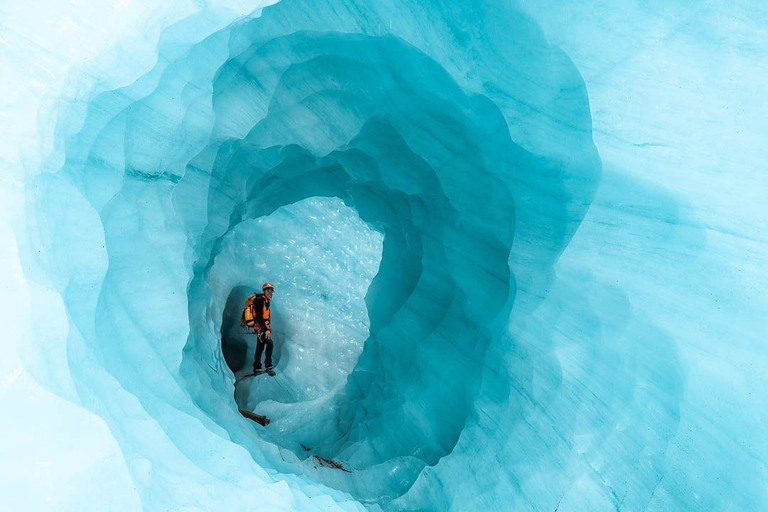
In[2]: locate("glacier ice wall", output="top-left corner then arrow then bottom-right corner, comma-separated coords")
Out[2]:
16,0 -> 768,510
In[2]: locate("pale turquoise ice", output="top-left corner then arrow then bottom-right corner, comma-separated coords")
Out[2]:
10,0 -> 768,510
216,197 -> 383,401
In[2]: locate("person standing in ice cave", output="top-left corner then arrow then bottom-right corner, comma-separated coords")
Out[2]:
242,282 -> 276,376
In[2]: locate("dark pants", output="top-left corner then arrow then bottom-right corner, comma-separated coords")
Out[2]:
253,332 -> 273,370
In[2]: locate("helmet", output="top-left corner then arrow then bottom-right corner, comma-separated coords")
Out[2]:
262,282 -> 274,291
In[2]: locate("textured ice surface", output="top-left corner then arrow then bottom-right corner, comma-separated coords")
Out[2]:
8,0 -> 768,510
217,197 -> 382,399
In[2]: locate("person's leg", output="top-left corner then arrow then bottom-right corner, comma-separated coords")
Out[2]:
264,339 -> 274,369
253,337 -> 265,371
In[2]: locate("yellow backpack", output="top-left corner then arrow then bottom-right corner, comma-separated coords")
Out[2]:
240,294 -> 259,329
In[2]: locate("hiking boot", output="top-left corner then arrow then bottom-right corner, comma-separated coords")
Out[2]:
253,368 -> 266,376
266,366 -> 276,377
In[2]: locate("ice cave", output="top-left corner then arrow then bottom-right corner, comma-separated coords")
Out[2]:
4,0 -> 768,510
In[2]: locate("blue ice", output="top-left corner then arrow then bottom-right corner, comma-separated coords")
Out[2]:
12,0 -> 768,510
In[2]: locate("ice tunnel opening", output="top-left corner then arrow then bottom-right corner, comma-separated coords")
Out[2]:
211,197 -> 384,405
169,108 -> 518,502
189,159 -> 495,502
173,31 -> 525,497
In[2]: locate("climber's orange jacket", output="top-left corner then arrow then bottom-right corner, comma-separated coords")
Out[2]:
241,293 -> 270,332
